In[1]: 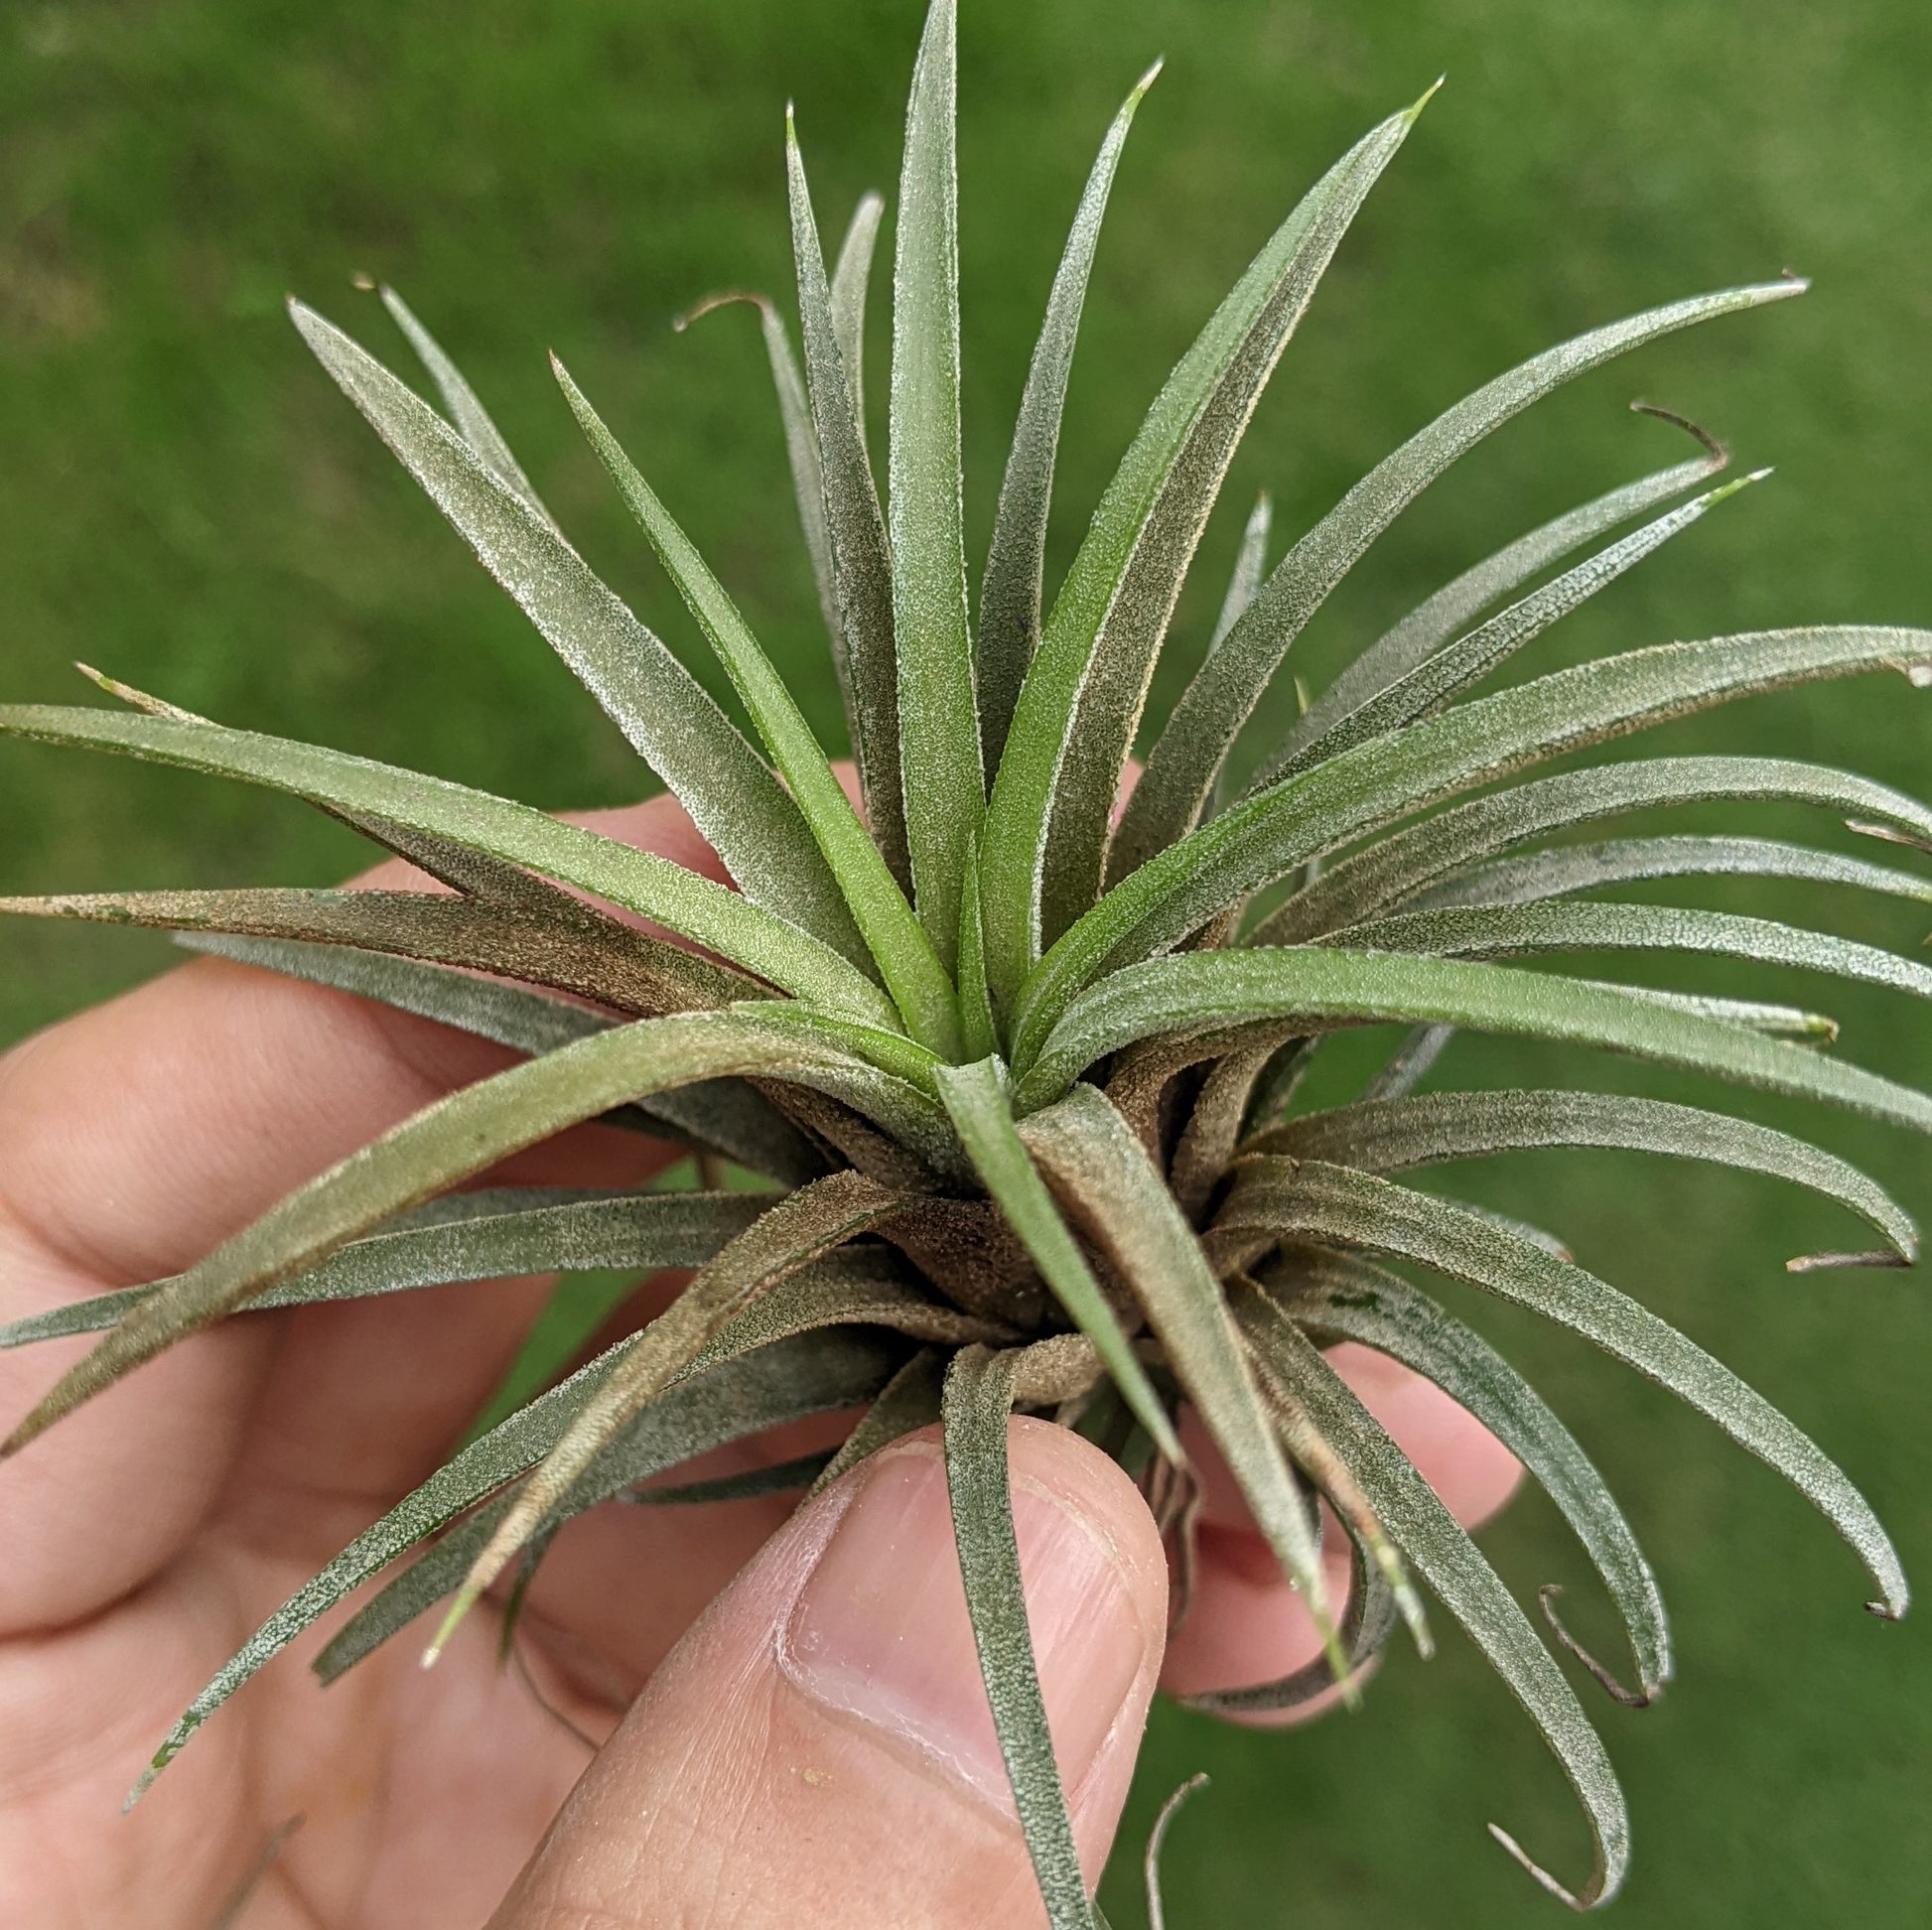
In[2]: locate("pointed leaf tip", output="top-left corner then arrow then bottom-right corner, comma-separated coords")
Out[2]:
1407,74 -> 1447,120
1135,56 -> 1165,94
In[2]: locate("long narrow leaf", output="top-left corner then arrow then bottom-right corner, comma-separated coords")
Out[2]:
1222,1162 -> 1908,1616
133,1322 -> 897,1799
1122,280 -> 1804,862
1255,1087 -> 1917,1260
786,124 -> 909,891
1275,1251 -> 1671,1701
982,94 -> 1427,998
943,1342 -> 1096,1930
976,61 -> 1161,771
934,1059 -> 1179,1461
377,286 -> 559,529
1013,944 -> 1932,1134
555,360 -> 961,1056
1337,900 -> 1932,1006
829,193 -> 887,417
430,1170 -> 917,1650
1017,627 -> 1932,1049
1264,755 -> 1932,944
1017,1082 -> 1342,1654
1408,833 -> 1932,914
1233,1283 -> 1629,1907
890,0 -> 984,965
0,1189 -> 764,1348
1,1011 -> 948,1456
1299,411 -> 1724,746
289,301 -> 870,964
0,705 -> 897,1029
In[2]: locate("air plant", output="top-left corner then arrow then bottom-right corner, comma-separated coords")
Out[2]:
2,0 -> 1927,1917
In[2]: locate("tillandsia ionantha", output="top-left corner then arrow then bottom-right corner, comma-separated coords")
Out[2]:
2,0 -> 1928,1917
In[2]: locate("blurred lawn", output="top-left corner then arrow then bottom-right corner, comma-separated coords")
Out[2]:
3,0 -> 1929,1922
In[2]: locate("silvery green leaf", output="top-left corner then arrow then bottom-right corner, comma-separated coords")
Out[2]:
1227,1161 -> 1908,1617
1013,943 -> 1932,1135
1264,755 -> 1932,944
1233,1282 -> 1629,1908
935,1058 -> 1180,1462
1123,281 -> 1803,860
288,301 -> 871,965
983,93 -> 1427,998
977,61 -> 1162,771
555,358 -> 961,1057
1407,833 -> 1932,915
377,286 -> 559,529
786,124 -> 908,892
1254,1086 -> 1916,1260
0,1189 -> 764,1348
1275,1250 -> 1671,1702
1017,1081 -> 1340,1653
890,0 -> 984,968
943,1342 -> 1096,1930
0,704 -> 899,1028
1014,626 -> 1932,1048
1,1011 -> 944,1456
829,193 -> 886,418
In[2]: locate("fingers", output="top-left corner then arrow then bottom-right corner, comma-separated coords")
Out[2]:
1161,1342 -> 1523,1718
491,1418 -> 1169,1930
0,797 -> 701,1631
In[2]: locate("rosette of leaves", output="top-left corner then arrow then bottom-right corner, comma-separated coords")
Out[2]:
3,0 -> 1928,1917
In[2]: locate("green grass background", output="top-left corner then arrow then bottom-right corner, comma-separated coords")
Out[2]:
3,0 -> 1928,1921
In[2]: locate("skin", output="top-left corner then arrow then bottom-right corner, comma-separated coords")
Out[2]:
0,792 -> 1521,1928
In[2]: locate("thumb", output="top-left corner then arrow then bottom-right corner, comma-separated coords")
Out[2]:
492,1417 -> 1170,1929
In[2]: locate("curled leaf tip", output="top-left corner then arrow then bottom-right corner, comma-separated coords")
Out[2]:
1134,55 -> 1165,93
1786,1248 -> 1911,1275
1486,1824 -> 1597,1911
1865,1597 -> 1907,1621
1539,1585 -> 1656,1709
1907,662 -> 1932,689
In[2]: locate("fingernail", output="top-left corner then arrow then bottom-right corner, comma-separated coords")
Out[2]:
779,1442 -> 1150,1810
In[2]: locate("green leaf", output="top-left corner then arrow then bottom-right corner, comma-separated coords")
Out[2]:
1223,1162 -> 1908,1617
1016,1082 -> 1340,1655
1123,280 -> 1803,861
376,285 -> 559,529
1286,410 -> 1725,758
942,1342 -> 1096,1930
625,1449 -> 833,1506
0,1010 -> 945,1456
1267,473 -> 1765,789
1208,491 -> 1273,655
1016,627 -> 1932,1050
1407,833 -> 1932,915
890,0 -> 984,968
1276,1251 -> 1671,1703
1013,944 -> 1932,1132
554,359 -> 962,1058
0,881 -> 752,1018
829,192 -> 887,418
132,1322 -> 897,1798
1264,755 -> 1932,944
1254,1086 -> 1917,1260
326,1252 -> 998,1684
983,93 -> 1427,1000
0,1188 -> 765,1349
428,1169 -> 918,1653
174,933 -> 828,1184
934,1058 -> 1180,1461
673,290 -> 838,648
1334,900 -> 1932,1008
956,835 -> 1001,1062
288,300 -> 871,966
1232,1282 -> 1629,1908
0,704 -> 897,1029
976,60 -> 1162,772
785,125 -> 909,893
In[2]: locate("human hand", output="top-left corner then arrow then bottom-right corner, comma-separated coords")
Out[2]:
0,792 -> 1521,1929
